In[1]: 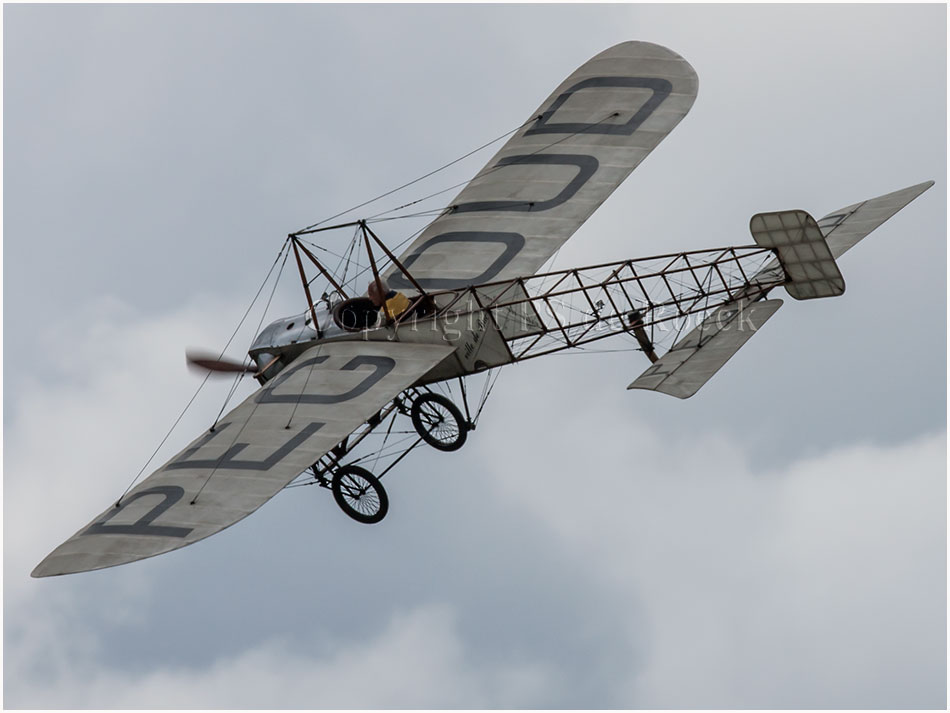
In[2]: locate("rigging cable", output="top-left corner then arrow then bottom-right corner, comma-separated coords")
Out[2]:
328,219 -> 432,296
369,410 -> 399,473
211,243 -> 292,429
115,238 -> 292,506
283,345 -> 326,430
294,110 -> 628,302
362,110 -> 624,224
336,226 -> 362,289
474,367 -> 503,423
292,118 -> 536,234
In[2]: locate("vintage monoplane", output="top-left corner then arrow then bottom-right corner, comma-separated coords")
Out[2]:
34,41 -> 932,577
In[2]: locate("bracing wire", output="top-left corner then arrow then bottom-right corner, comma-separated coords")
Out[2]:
292,118 -> 535,235
211,244 -> 291,428
362,110 -> 622,225
284,346 -> 325,430
370,411 -> 399,472
292,109 -> 627,309
116,238 -> 292,505
336,226 -> 361,288
474,366 -> 504,423
332,220 -> 431,295
549,345 -> 648,356
215,372 -> 245,425
190,397 -> 265,505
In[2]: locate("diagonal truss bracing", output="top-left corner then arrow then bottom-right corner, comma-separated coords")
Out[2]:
401,246 -> 784,363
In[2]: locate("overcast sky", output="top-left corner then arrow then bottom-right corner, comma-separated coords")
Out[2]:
4,4 -> 946,709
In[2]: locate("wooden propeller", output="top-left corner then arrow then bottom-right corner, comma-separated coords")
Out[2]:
186,350 -> 257,376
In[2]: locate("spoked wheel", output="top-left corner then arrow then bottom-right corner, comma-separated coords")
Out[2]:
331,465 -> 389,524
411,392 -> 468,452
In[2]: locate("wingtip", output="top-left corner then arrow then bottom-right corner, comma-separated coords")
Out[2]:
31,555 -> 103,578
907,179 -> 935,195
31,562 -> 52,578
900,180 -> 935,202
31,549 -> 94,578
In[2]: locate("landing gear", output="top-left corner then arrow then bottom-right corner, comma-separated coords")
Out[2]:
307,390 -> 472,525
411,392 -> 469,452
331,465 -> 389,524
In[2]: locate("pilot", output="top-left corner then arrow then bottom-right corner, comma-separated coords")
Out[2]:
367,278 -> 411,321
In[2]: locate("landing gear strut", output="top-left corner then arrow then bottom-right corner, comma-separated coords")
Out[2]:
312,390 -> 472,525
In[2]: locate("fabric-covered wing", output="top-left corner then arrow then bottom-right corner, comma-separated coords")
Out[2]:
33,341 -> 455,577
743,181 -> 935,295
817,180 -> 934,258
387,41 -> 698,292
628,298 -> 783,399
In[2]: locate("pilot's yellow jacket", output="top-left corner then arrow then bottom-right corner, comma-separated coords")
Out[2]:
383,291 -> 411,319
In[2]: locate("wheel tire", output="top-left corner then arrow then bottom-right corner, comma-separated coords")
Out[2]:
331,465 -> 389,524
411,392 -> 468,452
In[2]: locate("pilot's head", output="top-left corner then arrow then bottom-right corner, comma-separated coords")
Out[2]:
367,278 -> 390,307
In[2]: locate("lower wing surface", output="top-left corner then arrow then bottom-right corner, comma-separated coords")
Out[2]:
33,341 -> 455,577
628,298 -> 783,399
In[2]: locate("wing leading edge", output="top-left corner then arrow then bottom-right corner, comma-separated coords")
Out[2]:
387,41 -> 698,292
33,340 -> 455,577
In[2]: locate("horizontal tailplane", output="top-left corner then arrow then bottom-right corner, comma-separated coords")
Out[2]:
819,180 -> 933,259
628,297 -> 783,399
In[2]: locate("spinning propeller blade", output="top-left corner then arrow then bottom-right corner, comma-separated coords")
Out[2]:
186,350 -> 256,376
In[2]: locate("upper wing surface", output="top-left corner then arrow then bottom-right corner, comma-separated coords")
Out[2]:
387,41 -> 698,291
33,340 -> 454,577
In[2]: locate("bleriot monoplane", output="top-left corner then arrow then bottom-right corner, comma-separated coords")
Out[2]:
34,41 -> 932,577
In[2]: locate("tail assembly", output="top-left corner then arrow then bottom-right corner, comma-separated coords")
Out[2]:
628,181 -> 934,399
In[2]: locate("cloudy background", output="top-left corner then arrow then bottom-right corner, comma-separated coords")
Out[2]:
4,4 -> 946,709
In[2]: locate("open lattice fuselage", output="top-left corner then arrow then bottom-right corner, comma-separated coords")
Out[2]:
248,245 -> 784,386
